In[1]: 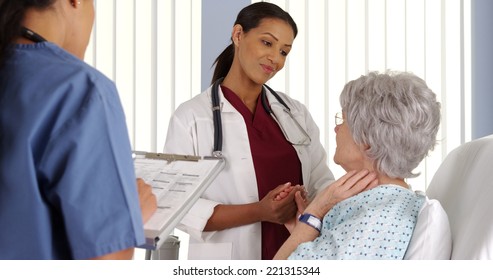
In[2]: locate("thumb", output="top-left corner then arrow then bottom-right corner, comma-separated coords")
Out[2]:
294,191 -> 306,214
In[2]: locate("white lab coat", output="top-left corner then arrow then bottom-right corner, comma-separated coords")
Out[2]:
164,84 -> 335,259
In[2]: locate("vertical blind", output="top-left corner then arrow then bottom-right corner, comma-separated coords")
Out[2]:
85,0 -> 202,154
255,0 -> 471,190
86,0 -> 471,192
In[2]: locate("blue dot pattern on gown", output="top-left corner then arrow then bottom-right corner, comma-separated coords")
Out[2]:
288,185 -> 425,260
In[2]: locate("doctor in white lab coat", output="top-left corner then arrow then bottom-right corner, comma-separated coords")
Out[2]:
164,85 -> 334,259
163,2 -> 334,259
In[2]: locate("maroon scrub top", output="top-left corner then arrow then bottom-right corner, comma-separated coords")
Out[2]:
222,86 -> 302,260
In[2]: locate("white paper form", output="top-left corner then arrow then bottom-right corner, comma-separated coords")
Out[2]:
133,152 -> 224,249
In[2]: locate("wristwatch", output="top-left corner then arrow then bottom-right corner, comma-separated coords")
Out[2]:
298,213 -> 322,232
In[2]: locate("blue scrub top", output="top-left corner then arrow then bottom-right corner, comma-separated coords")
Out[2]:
0,43 -> 144,259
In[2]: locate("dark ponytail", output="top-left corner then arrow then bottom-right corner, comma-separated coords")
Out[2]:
0,0 -> 55,68
210,2 -> 298,85
211,44 -> 234,85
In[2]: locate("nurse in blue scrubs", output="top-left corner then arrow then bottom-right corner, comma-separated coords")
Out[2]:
0,0 -> 156,259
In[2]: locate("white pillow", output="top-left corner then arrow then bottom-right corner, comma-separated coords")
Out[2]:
404,193 -> 452,259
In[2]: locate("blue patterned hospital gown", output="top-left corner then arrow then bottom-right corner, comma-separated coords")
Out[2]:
288,185 -> 425,260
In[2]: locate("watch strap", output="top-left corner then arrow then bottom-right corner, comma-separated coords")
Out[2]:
298,213 -> 322,232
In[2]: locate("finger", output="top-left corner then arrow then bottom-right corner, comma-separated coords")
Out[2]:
302,186 -> 308,199
293,185 -> 307,200
294,191 -> 306,213
136,178 -> 152,191
273,190 -> 289,201
345,172 -> 377,195
295,185 -> 308,202
364,178 -> 379,191
272,182 -> 292,195
137,180 -> 151,191
284,185 -> 302,201
331,170 -> 359,188
339,169 -> 371,191
279,190 -> 290,198
266,183 -> 291,201
276,182 -> 292,190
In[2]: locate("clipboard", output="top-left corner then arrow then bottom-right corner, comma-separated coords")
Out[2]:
133,151 -> 225,250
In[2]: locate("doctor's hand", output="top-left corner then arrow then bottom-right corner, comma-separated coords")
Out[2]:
258,183 -> 305,224
283,189 -> 308,233
136,178 -> 157,223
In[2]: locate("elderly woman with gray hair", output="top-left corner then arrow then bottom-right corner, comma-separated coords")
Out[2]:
274,71 -> 450,260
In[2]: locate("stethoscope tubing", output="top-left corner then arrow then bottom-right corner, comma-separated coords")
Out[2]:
211,78 -> 224,157
211,78 -> 292,157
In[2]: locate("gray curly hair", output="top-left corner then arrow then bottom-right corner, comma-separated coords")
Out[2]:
339,71 -> 441,179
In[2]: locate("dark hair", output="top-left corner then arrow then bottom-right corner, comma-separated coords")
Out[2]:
211,2 -> 298,84
0,0 -> 55,67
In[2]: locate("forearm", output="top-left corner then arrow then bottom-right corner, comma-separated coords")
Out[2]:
90,248 -> 134,260
203,203 -> 262,231
273,223 -> 319,259
275,170 -> 380,259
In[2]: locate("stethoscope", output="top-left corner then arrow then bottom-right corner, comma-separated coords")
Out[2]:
21,27 -> 47,43
211,77 -> 311,158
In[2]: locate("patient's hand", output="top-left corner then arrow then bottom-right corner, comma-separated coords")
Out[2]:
274,184 -> 307,201
305,170 -> 378,219
283,191 -> 307,233
273,184 -> 308,233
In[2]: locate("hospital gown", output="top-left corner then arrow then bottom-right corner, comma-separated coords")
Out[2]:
288,185 -> 424,260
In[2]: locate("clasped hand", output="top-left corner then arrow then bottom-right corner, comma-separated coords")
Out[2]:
258,182 -> 306,224
276,170 -> 378,232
